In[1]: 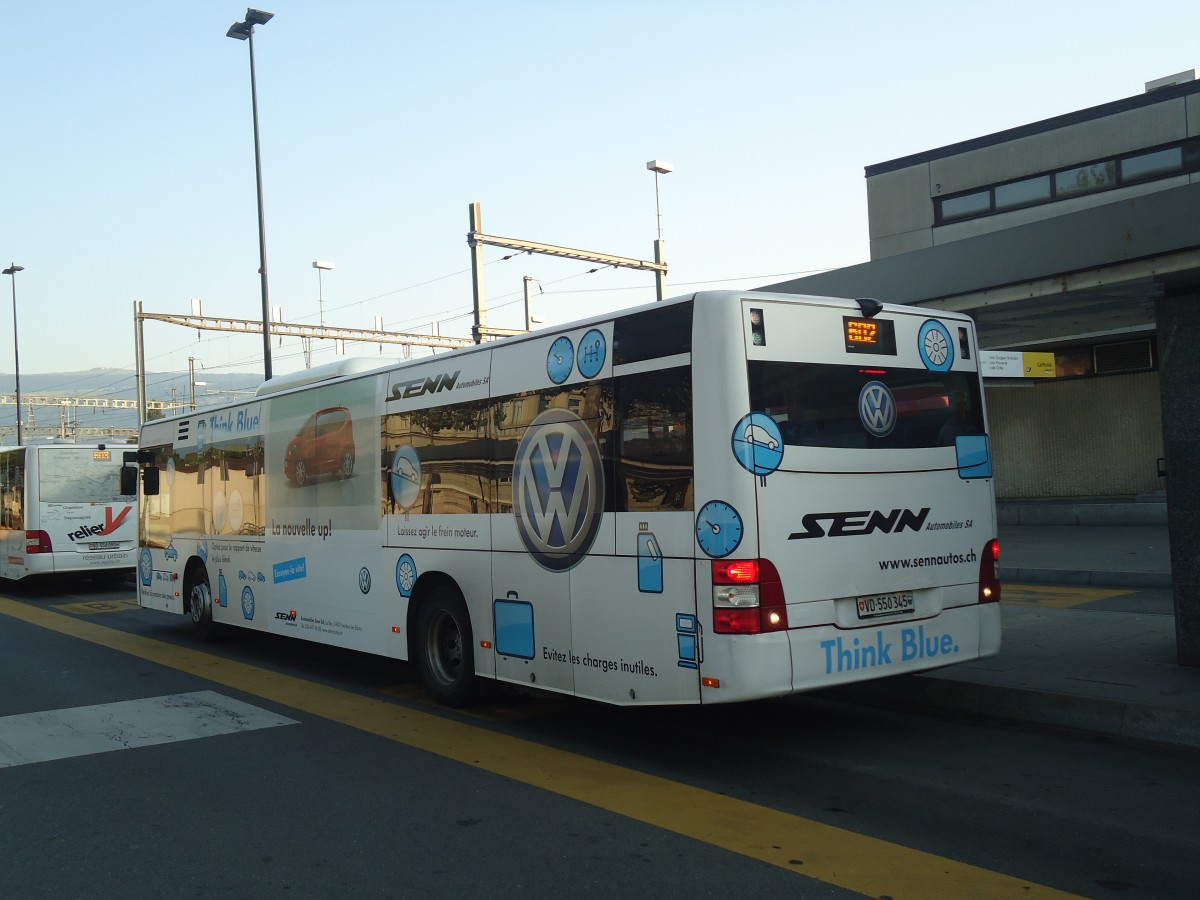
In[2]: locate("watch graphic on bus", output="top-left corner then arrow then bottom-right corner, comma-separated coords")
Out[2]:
547,336 -> 575,384
918,319 -> 954,371
695,500 -> 744,558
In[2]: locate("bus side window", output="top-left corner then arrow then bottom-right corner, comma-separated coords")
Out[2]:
615,368 -> 693,511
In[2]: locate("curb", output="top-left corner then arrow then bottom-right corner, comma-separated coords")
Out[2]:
825,674 -> 1200,752
999,566 -> 1172,589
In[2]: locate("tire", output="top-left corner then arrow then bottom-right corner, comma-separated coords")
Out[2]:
340,451 -> 355,479
186,567 -> 219,642
416,586 -> 477,707
293,459 -> 308,487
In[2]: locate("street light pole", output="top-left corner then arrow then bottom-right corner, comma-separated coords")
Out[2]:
3,264 -> 24,444
312,260 -> 335,326
227,8 -> 275,380
646,160 -> 673,301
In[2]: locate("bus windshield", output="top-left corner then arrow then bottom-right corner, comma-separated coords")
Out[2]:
748,360 -> 985,450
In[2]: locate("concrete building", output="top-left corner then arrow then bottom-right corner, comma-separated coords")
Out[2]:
759,71 -> 1200,663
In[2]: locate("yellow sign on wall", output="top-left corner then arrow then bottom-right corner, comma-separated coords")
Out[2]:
980,350 -> 1056,378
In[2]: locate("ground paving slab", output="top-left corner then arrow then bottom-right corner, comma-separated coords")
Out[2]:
826,522 -> 1200,752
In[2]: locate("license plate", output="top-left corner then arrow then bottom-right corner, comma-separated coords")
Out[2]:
856,590 -> 915,620
88,541 -> 120,551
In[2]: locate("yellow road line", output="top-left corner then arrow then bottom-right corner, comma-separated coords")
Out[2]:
0,596 -> 1080,899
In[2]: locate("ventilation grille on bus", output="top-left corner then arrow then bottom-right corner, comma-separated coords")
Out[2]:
1094,339 -> 1153,374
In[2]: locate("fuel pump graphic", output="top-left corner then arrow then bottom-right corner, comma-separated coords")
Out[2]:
676,614 -> 702,669
637,532 -> 663,593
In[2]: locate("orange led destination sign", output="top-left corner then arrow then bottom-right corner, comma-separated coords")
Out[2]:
843,316 -> 896,355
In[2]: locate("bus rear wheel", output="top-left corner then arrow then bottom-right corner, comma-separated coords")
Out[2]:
416,586 -> 477,707
186,568 -> 219,642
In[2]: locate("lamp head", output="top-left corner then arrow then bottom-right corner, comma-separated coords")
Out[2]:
2,265 -> 24,276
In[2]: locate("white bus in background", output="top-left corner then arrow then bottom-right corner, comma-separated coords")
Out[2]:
131,290 -> 1001,706
0,442 -> 139,581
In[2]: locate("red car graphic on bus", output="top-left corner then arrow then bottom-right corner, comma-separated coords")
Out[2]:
284,407 -> 356,486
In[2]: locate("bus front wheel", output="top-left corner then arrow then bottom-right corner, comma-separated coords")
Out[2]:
416,586 -> 477,707
187,568 -> 219,642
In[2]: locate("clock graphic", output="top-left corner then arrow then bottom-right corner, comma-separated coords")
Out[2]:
918,320 -> 954,372
547,336 -> 575,384
695,500 -> 744,558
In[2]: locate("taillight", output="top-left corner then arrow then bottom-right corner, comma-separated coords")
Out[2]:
979,539 -> 1000,603
712,558 -> 788,634
26,531 -> 53,554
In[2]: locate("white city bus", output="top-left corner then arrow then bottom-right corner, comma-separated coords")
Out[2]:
0,442 -> 139,581
132,291 -> 1001,706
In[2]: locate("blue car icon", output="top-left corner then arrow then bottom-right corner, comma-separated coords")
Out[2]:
164,544 -> 178,561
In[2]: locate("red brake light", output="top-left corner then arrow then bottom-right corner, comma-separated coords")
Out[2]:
712,559 -> 759,584
712,558 -> 788,634
979,539 -> 1000,603
26,531 -> 53,554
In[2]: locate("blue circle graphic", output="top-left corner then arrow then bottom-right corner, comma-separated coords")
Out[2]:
577,329 -> 606,379
918,320 -> 954,372
139,548 -> 153,586
396,554 -> 417,597
731,413 -> 784,478
390,445 -> 422,509
241,586 -> 255,620
547,336 -> 575,384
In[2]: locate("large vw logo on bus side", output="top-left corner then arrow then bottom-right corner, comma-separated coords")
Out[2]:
858,381 -> 897,437
513,408 -> 605,571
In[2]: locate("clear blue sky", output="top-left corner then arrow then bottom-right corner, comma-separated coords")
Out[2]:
2,0 -> 1197,397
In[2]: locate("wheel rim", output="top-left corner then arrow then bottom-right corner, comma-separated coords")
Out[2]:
294,460 -> 307,486
341,452 -> 354,477
425,609 -> 463,687
190,581 -> 211,625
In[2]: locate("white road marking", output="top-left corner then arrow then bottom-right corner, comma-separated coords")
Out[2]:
0,690 -> 298,768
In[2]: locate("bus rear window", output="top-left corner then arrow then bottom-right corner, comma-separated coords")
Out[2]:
748,361 -> 984,450
37,449 -> 127,503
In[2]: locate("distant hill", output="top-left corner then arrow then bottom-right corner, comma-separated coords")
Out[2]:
0,368 -> 265,439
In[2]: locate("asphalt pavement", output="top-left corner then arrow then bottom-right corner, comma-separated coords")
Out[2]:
830,500 -> 1200,753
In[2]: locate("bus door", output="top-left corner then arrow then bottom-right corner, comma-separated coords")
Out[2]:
569,363 -> 700,705
488,334 -> 613,697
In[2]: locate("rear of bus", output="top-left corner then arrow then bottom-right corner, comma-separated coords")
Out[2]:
690,292 -> 1000,702
14,445 -> 137,580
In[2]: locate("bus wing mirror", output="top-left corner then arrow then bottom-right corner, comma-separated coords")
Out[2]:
142,467 -> 160,496
120,466 -> 138,496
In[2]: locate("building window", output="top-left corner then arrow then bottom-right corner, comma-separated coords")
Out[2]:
939,190 -> 991,222
994,175 -> 1051,211
1121,146 -> 1182,182
934,137 -> 1200,225
1054,160 -> 1116,197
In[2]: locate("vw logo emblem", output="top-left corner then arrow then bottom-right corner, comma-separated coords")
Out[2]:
358,567 -> 372,594
513,408 -> 605,571
858,381 -> 897,437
